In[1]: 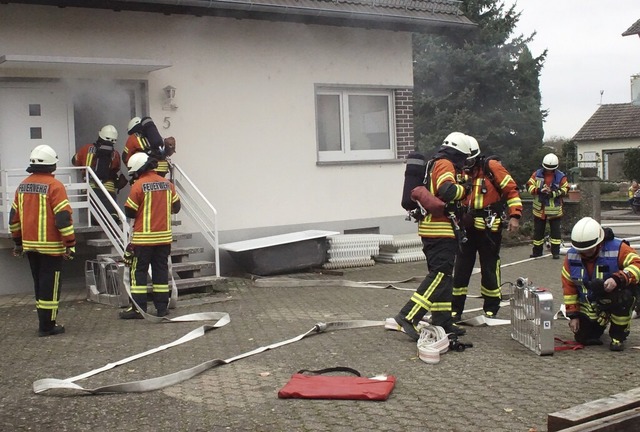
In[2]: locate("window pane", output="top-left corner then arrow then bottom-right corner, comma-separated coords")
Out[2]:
29,104 -> 41,116
30,127 -> 42,139
348,95 -> 390,151
317,94 -> 342,152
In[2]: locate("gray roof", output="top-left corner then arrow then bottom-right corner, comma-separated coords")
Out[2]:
572,103 -> 640,141
3,0 -> 476,33
623,18 -> 640,36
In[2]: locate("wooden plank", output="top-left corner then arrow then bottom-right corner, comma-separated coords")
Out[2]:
556,407 -> 640,432
548,388 -> 640,431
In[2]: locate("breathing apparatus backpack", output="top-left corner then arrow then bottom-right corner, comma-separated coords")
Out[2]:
401,151 -> 446,219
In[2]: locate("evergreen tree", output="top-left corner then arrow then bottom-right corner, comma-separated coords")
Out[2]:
413,0 -> 547,185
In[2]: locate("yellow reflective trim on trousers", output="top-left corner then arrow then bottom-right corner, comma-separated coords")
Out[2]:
429,301 -> 451,311
453,286 -> 468,296
52,270 -> 60,320
610,314 -> 631,326
153,284 -> 170,293
481,286 -> 501,298
406,291 -> 431,320
37,299 -> 59,309
423,272 -> 444,299
533,239 -> 544,246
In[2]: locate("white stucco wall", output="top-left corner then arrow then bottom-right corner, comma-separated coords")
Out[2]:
1,4 -> 414,239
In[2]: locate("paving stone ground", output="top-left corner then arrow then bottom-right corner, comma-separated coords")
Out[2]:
2,211 -> 640,432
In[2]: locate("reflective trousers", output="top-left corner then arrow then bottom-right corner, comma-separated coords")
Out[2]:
129,244 -> 171,314
532,216 -> 562,256
452,227 -> 502,316
27,252 -> 63,332
399,237 -> 457,327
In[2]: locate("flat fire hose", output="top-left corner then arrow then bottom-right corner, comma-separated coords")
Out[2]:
32,319 -> 383,395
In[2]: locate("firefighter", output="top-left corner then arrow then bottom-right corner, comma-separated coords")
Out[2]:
119,152 -> 181,319
526,153 -> 569,259
391,132 -> 471,340
451,136 -> 522,320
9,145 -> 76,337
123,117 -> 175,178
562,217 -> 640,351
71,124 -> 126,221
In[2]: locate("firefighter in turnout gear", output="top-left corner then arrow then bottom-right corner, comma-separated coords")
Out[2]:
9,145 -> 76,337
562,217 -> 640,351
123,117 -> 175,178
119,152 -> 181,319
526,153 -> 569,259
392,132 -> 470,341
452,136 -> 522,320
72,124 -> 124,221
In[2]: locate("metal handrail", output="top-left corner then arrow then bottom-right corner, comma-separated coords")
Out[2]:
0,166 -> 128,257
1,164 -> 219,277
171,163 -> 220,277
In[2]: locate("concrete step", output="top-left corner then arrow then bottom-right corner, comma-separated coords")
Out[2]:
174,275 -> 227,293
87,232 -> 192,248
97,245 -> 204,261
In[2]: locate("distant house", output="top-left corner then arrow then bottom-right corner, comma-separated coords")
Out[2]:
572,104 -> 640,181
0,1 -> 475,293
570,19 -> 640,181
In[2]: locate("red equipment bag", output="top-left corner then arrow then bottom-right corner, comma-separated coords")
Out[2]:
277,367 -> 396,401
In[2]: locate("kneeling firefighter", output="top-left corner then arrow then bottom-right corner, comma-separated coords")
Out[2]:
392,132 -> 471,341
562,217 -> 640,351
119,152 -> 181,319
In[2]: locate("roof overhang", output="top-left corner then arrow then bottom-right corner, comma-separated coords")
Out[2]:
0,55 -> 172,75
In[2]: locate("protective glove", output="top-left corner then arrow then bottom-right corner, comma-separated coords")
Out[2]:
63,246 -> 76,260
116,173 -> 128,192
12,245 -> 23,258
123,243 -> 135,266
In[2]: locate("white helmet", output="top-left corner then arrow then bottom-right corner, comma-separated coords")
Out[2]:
571,217 -> 605,251
127,152 -> 149,174
542,153 -> 559,170
127,117 -> 141,134
29,145 -> 58,165
98,125 -> 118,144
466,135 -> 480,159
442,132 -> 471,156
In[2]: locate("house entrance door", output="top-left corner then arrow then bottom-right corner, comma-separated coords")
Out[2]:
0,83 -> 73,177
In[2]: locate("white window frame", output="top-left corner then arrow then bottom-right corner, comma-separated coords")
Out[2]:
316,87 -> 396,163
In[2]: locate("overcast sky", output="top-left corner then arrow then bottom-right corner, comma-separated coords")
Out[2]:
503,0 -> 640,140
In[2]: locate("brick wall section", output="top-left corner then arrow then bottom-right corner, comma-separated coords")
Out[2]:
395,88 -> 415,160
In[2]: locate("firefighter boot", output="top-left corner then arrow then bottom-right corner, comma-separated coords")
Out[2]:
37,309 -> 65,337
610,338 -> 624,351
154,292 -> 170,318
393,313 -> 420,341
433,312 -> 466,337
119,294 -> 146,319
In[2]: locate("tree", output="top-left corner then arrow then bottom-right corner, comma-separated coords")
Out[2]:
413,0 -> 547,185
623,148 -> 640,181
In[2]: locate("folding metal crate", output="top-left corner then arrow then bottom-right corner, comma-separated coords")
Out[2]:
85,259 -> 129,307
510,277 -> 554,356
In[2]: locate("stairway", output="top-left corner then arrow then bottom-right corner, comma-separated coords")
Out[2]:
90,230 -> 226,295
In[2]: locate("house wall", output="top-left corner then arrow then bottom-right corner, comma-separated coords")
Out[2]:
576,138 -> 640,180
0,4 -> 422,293
0,4 -> 415,242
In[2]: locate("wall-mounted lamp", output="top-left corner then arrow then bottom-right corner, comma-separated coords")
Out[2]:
162,85 -> 178,111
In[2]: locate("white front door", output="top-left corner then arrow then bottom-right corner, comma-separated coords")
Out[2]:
0,83 -> 74,177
